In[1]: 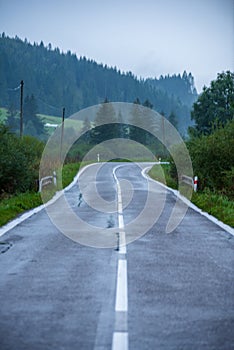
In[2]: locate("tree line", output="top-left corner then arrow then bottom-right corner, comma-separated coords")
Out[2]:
0,33 -> 198,135
170,71 -> 234,199
0,71 -> 233,202
66,97 -> 168,162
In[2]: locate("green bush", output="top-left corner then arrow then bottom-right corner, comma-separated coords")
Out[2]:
169,121 -> 234,199
0,124 -> 44,195
187,120 -> 234,198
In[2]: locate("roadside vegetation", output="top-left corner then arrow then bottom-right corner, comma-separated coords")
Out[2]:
148,163 -> 177,189
0,192 -> 42,227
149,72 -> 234,227
0,71 -> 233,228
0,159 -> 81,227
149,162 -> 234,227
0,123 -> 82,226
1,34 -> 197,135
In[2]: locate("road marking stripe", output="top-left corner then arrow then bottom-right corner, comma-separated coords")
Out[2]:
118,201 -> 123,214
119,231 -> 126,254
113,165 -> 129,350
118,214 -> 124,229
115,259 -> 128,312
112,332 -> 128,350
114,311 -> 128,332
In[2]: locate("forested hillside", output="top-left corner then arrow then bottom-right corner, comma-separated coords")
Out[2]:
146,72 -> 197,108
0,33 -> 197,134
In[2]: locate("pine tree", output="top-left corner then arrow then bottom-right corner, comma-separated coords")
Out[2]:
92,100 -> 117,143
168,111 -> 178,129
6,104 -> 19,133
80,116 -> 92,144
143,99 -> 153,109
24,94 -> 45,138
129,98 -> 154,145
117,111 -> 128,139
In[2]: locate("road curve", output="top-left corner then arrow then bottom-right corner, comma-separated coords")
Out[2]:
0,162 -> 233,350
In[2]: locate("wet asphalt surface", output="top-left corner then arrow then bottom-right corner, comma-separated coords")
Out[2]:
0,162 -> 233,350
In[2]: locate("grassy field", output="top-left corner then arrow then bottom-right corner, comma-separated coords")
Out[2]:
38,113 -> 62,125
39,113 -> 83,136
38,114 -> 83,127
148,164 -> 234,228
0,108 -> 83,134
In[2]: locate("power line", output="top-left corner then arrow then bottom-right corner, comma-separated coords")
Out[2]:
20,80 -> 24,138
7,84 -> 21,91
36,97 -> 63,113
6,84 -> 65,117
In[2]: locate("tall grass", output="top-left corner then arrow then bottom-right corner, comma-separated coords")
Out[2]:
0,192 -> 42,227
191,190 -> 234,227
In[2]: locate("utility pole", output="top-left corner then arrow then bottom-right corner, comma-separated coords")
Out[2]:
20,80 -> 24,137
161,113 -> 166,158
60,107 -> 65,163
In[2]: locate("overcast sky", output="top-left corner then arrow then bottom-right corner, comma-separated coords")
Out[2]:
1,0 -> 233,92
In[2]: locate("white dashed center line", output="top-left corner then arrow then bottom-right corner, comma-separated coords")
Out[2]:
115,259 -> 128,312
112,166 -> 129,350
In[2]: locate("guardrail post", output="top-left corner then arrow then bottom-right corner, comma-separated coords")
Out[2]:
53,171 -> 57,186
39,179 -> 42,193
194,176 -> 198,192
181,174 -> 198,192
38,174 -> 55,193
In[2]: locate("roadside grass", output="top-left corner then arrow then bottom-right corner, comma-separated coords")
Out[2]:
148,164 -> 234,228
62,162 -> 81,188
3,161 -> 233,229
191,190 -> 234,227
0,162 -> 81,227
148,163 -> 177,189
0,192 -> 42,227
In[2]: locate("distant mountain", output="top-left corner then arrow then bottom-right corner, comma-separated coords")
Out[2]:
0,33 -> 198,134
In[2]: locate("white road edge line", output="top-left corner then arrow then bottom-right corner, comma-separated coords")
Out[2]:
0,163 -> 97,237
142,166 -> 234,237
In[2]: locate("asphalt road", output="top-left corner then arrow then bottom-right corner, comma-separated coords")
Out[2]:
0,162 -> 233,350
